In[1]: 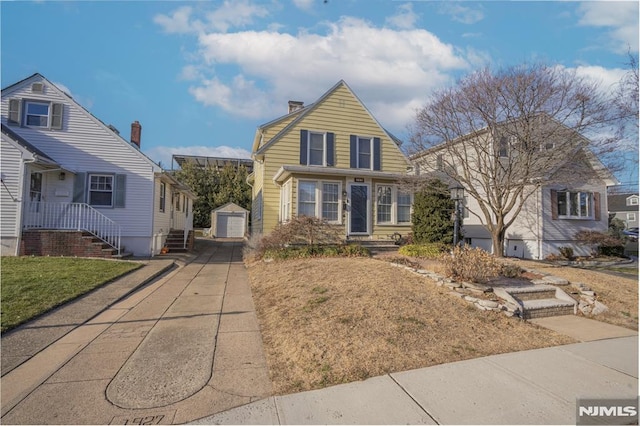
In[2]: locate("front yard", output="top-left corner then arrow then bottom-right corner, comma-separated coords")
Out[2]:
248,256 -> 575,395
1,256 -> 142,332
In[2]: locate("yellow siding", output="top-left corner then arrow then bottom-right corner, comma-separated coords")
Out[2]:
255,82 -> 411,237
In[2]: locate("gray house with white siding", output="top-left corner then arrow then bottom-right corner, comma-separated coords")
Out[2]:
1,73 -> 196,257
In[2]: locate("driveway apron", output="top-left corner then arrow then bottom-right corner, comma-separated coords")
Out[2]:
1,240 -> 272,425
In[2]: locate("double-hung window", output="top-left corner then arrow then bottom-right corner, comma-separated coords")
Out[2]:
357,137 -> 372,169
89,174 -> 114,207
8,99 -> 64,129
300,130 -> 334,166
557,191 -> 593,219
376,185 -> 412,225
159,182 -> 166,212
297,180 -> 342,223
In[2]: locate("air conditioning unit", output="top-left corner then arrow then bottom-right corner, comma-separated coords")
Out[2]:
31,82 -> 44,93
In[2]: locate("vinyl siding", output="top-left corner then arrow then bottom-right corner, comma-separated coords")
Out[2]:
0,137 -> 26,254
1,76 -> 158,248
256,83 -> 410,236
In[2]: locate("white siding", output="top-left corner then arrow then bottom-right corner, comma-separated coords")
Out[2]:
2,75 -> 161,256
0,137 -> 26,255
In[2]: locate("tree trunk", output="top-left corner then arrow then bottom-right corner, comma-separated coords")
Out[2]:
491,228 -> 506,257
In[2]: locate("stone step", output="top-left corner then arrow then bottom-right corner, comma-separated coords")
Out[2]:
521,298 -> 576,319
505,285 -> 557,301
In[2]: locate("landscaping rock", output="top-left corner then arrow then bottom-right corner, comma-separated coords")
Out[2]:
478,300 -> 499,309
580,290 -> 596,297
543,276 -> 569,286
591,301 -> 609,315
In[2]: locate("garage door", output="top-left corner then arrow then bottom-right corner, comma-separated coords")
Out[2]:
216,212 -> 245,238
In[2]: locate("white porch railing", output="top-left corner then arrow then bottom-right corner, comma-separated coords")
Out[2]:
23,202 -> 121,254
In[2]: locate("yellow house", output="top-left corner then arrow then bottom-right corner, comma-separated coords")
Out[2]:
248,80 -> 412,240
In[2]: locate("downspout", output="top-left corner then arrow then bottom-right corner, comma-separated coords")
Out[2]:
16,158 -> 36,256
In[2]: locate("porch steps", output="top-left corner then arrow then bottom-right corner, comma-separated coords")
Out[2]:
21,229 -> 125,259
494,285 -> 577,320
163,229 -> 189,253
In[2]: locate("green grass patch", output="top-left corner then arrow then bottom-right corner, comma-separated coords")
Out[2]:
1,257 -> 141,332
398,243 -> 448,259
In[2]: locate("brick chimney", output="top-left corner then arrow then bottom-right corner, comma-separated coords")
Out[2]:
288,100 -> 304,114
130,121 -> 142,148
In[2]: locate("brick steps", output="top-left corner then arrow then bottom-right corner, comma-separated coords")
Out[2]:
20,230 -> 125,259
521,298 -> 576,319
161,229 -> 194,254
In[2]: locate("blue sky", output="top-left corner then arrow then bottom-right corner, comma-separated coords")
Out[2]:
1,0 -> 638,187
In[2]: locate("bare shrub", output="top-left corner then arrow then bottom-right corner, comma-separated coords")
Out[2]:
575,230 -> 625,257
253,216 -> 343,259
440,246 -> 501,283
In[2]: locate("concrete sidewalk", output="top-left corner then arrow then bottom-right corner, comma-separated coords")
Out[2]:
194,335 -> 638,425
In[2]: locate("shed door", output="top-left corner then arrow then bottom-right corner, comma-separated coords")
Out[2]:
217,212 -> 245,238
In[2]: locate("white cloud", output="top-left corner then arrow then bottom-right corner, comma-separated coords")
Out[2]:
186,16 -> 468,129
386,3 -> 418,30
578,2 -> 639,53
145,145 -> 252,169
292,0 -> 315,11
154,1 -> 269,35
439,3 -> 484,25
572,64 -> 627,91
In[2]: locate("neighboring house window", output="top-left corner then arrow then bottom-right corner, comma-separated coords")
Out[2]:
299,130 -> 334,166
556,190 -> 593,219
159,182 -> 166,212
280,180 -> 292,222
8,99 -> 63,129
350,135 -> 381,170
628,197 -> 639,206
297,180 -> 342,223
89,174 -> 114,207
627,213 -> 636,222
376,185 -> 412,225
497,136 -> 509,158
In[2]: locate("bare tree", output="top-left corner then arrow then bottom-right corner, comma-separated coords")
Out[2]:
408,63 -> 619,257
612,51 -> 639,164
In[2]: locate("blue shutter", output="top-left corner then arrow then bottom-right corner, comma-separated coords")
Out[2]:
373,137 -> 381,171
300,130 -> 308,165
326,132 -> 335,166
350,135 -> 357,168
114,174 -> 126,208
73,173 -> 86,203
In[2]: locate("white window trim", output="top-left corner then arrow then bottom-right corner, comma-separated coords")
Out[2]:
557,190 -> 594,220
24,100 -> 51,128
356,136 -> 374,170
307,131 -> 327,167
88,173 -> 114,208
159,182 -> 166,212
627,213 -> 636,221
375,184 -> 412,225
297,179 -> 342,224
628,197 -> 639,206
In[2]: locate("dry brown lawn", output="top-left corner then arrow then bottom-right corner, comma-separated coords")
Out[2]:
505,259 -> 639,330
248,257 -> 574,395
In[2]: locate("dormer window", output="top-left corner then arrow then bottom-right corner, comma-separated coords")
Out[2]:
628,196 -> 638,206
25,102 -> 50,127
7,99 -> 64,129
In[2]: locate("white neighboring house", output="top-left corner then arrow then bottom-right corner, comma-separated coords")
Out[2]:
1,73 -> 196,257
412,121 -> 618,260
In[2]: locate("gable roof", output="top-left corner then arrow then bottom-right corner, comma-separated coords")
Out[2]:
253,80 -> 403,156
608,193 -> 639,212
2,73 -> 163,173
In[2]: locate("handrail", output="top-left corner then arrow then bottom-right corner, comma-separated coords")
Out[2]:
23,202 -> 121,255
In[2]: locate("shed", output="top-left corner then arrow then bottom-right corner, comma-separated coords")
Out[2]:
211,202 -> 249,238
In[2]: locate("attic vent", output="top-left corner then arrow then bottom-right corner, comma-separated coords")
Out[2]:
31,83 -> 44,94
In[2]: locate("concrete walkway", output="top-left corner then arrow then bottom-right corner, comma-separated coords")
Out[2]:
1,239 -> 638,425
1,239 -> 271,425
